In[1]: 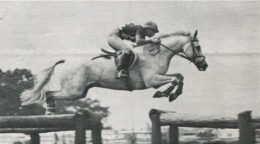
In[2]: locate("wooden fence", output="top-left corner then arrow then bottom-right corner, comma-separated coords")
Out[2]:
0,109 -> 103,144
149,109 -> 260,144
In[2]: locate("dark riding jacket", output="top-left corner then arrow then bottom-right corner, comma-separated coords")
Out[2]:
120,24 -> 146,45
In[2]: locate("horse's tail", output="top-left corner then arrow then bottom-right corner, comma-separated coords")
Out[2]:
20,60 -> 65,106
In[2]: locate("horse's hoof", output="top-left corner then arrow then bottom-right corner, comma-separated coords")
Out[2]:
153,91 -> 167,98
153,91 -> 162,98
169,93 -> 178,102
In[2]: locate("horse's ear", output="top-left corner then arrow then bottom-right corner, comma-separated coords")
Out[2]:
194,30 -> 198,39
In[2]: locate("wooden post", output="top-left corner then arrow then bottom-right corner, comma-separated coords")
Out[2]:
30,133 -> 40,144
149,109 -> 162,144
169,125 -> 178,144
45,97 -> 56,115
91,123 -> 102,144
75,114 -> 86,144
238,111 -> 255,144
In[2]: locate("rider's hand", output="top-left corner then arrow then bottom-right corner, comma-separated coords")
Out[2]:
131,43 -> 138,47
152,38 -> 161,44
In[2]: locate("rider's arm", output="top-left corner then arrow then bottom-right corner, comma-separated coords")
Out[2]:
135,34 -> 153,45
134,28 -> 152,45
174,31 -> 191,36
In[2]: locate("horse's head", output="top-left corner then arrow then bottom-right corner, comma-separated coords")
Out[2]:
156,30 -> 208,71
181,30 -> 208,71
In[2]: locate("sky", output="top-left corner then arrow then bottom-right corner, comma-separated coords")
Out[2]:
0,1 -> 259,55
0,1 -> 260,130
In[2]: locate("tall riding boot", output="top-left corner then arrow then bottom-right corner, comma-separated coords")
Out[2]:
116,52 -> 130,79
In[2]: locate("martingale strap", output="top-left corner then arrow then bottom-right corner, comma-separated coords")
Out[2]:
160,43 -> 195,62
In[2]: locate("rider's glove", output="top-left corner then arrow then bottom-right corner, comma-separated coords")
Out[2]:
152,38 -> 161,44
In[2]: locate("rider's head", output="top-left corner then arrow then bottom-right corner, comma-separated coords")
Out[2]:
144,21 -> 159,37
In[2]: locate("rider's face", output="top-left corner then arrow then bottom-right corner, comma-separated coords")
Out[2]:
145,29 -> 156,37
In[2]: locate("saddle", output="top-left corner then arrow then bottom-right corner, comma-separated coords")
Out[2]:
92,48 -> 137,70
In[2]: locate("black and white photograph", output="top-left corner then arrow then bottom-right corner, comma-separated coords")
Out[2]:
0,1 -> 259,144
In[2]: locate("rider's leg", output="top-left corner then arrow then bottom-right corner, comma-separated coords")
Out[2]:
116,48 -> 133,79
107,31 -> 133,79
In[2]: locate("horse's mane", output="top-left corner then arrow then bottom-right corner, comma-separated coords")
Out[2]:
156,31 -> 191,39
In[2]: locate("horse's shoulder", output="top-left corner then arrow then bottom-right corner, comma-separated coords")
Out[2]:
132,44 -> 159,59
132,45 -> 149,55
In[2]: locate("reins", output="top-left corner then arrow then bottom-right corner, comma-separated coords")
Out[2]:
160,43 -> 194,62
160,40 -> 206,66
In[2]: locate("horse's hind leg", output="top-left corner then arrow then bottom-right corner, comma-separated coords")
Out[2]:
45,84 -> 95,115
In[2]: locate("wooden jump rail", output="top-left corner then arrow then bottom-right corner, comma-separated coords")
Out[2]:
0,109 -> 103,144
149,109 -> 260,144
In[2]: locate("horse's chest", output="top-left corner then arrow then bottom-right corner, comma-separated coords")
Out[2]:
128,69 -> 147,90
157,64 -> 169,74
145,62 -> 169,75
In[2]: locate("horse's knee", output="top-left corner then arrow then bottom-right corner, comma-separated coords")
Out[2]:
170,79 -> 177,85
150,79 -> 161,89
176,73 -> 184,81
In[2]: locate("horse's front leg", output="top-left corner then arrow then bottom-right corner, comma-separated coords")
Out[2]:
166,73 -> 184,102
150,73 -> 184,102
150,74 -> 179,100
152,80 -> 178,98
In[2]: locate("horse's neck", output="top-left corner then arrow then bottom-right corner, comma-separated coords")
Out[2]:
135,36 -> 189,66
159,35 -> 189,59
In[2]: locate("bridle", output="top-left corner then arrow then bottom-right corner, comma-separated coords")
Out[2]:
160,37 -> 206,66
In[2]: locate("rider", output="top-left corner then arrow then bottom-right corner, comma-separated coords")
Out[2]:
107,21 -> 160,79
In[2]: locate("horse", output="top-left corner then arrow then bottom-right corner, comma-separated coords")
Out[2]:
20,30 -> 208,114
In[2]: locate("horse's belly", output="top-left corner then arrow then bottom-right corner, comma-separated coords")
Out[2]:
98,77 -> 146,91
93,59 -> 146,90
128,70 -> 147,90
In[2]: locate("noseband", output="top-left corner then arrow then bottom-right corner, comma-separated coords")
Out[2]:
160,39 -> 206,66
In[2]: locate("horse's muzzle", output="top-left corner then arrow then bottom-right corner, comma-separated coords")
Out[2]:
197,62 -> 208,71
195,57 -> 208,71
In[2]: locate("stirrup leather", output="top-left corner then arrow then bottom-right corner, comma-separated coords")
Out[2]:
115,70 -> 128,79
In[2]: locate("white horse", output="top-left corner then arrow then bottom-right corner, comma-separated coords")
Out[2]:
20,30 -> 208,114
